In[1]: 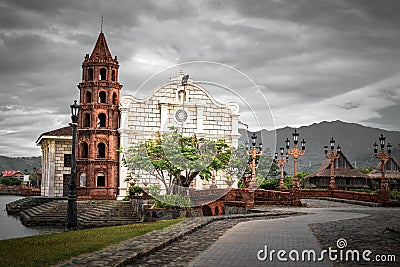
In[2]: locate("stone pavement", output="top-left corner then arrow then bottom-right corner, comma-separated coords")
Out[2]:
58,199 -> 400,267
56,210 -> 300,267
189,199 -> 400,267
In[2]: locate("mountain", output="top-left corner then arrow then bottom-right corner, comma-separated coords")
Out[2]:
0,156 -> 41,174
240,120 -> 400,174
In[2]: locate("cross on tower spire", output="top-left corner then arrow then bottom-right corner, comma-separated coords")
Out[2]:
101,13 -> 103,33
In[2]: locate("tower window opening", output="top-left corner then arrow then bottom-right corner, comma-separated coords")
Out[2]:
96,173 -> 105,187
84,113 -> 90,127
97,143 -> 106,158
98,113 -> 106,127
86,91 -> 92,103
81,142 -> 89,158
112,92 -> 117,105
79,173 -> 86,187
99,91 -> 107,103
88,68 -> 94,81
111,70 -> 116,81
100,68 -> 107,80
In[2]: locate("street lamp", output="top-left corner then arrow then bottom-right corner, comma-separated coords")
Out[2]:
324,137 -> 341,190
275,147 -> 288,190
373,133 -> 391,192
67,100 -> 79,229
286,129 -> 306,190
246,133 -> 263,190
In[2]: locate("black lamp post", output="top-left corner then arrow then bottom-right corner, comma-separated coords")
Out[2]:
324,137 -> 341,190
67,100 -> 79,229
246,133 -> 263,190
286,129 -> 306,189
373,133 -> 391,192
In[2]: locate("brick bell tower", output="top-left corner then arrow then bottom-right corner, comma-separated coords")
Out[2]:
76,32 -> 122,199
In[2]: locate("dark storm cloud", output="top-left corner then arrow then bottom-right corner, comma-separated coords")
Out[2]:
0,0 -> 400,156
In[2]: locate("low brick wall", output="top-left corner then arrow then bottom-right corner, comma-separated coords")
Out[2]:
332,190 -> 379,203
300,190 -> 330,198
0,185 -> 40,196
300,189 -> 381,203
224,188 -> 254,207
254,189 -> 295,206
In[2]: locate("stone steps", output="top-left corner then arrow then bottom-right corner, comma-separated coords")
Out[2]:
6,196 -> 67,214
20,200 -> 140,228
6,197 -> 34,214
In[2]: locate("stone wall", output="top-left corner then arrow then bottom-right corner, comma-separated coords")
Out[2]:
40,137 -> 72,197
118,73 -> 241,198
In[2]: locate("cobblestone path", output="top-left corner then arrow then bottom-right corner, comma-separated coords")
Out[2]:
310,209 -> 400,267
128,214 -> 297,267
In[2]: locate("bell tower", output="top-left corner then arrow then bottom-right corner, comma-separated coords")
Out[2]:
76,32 -> 122,199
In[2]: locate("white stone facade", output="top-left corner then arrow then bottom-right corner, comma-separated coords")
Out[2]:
118,73 -> 241,198
38,137 -> 72,197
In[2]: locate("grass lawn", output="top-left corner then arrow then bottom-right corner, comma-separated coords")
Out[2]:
0,218 -> 185,267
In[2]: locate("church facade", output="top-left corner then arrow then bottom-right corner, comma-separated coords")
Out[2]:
37,32 -> 243,200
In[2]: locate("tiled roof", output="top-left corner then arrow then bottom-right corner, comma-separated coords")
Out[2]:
2,170 -> 23,177
367,157 -> 400,179
306,151 -> 365,178
90,32 -> 112,60
308,166 -> 365,178
42,126 -> 72,137
36,126 -> 72,144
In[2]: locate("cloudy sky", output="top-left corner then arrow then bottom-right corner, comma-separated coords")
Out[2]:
1,0 -> 400,157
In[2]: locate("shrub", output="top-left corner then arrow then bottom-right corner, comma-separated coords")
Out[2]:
0,177 -> 23,186
128,185 -> 144,196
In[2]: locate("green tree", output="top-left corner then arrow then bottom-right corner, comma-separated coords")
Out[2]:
222,145 -> 249,183
0,177 -> 23,186
357,167 -> 374,174
256,147 -> 280,190
122,128 -> 233,194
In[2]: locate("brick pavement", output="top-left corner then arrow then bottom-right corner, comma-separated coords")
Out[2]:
189,200 -> 370,267
56,210 -> 299,267
57,199 -> 400,267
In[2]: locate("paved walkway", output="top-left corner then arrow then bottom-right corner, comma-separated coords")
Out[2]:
188,205 -> 368,266
58,199 -> 400,267
188,200 -> 399,267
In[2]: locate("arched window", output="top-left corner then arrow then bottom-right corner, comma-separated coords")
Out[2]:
84,113 -> 90,127
79,173 -> 86,187
112,92 -> 117,105
99,91 -> 106,103
98,113 -> 106,127
86,91 -> 92,103
178,90 -> 186,102
111,70 -> 116,81
96,173 -> 105,187
100,68 -> 107,80
80,142 -> 89,158
88,68 -> 94,81
97,143 -> 106,158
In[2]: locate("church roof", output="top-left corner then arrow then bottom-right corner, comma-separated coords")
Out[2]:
306,151 -> 365,178
35,126 -> 72,144
90,32 -> 112,60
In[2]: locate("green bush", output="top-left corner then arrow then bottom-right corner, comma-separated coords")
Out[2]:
0,177 -> 23,186
390,190 -> 400,200
153,194 -> 191,209
128,185 -> 144,197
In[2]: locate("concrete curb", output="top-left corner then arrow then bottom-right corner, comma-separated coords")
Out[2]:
56,210 -> 301,267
